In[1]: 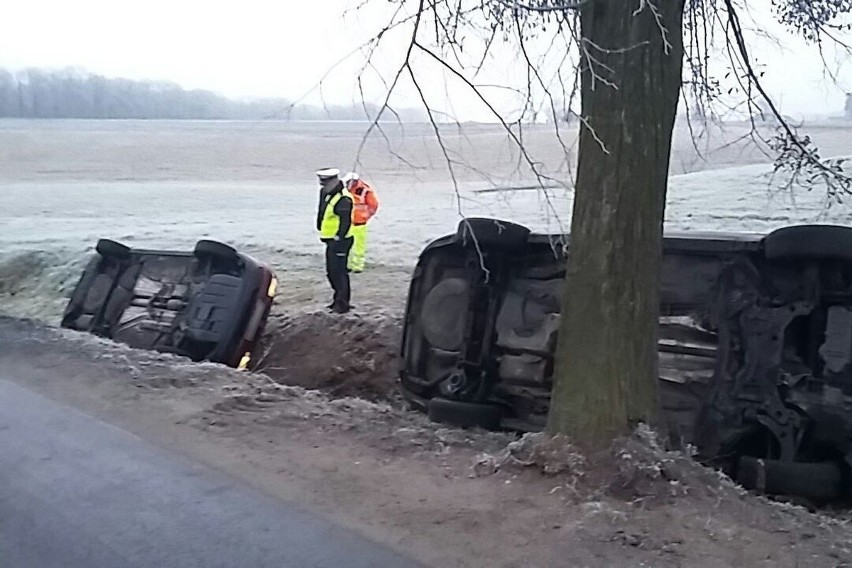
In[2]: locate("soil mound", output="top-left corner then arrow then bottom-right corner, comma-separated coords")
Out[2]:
255,309 -> 402,401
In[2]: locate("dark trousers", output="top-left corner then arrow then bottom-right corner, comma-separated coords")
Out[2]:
325,237 -> 353,308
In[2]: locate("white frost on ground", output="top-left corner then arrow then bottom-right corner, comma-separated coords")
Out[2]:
2,120 -> 852,322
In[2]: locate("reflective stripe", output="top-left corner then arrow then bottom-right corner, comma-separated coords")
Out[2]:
319,190 -> 353,239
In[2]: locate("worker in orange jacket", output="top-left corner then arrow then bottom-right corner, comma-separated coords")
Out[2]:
342,172 -> 379,273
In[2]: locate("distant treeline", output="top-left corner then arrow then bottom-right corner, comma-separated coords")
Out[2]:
0,68 -> 426,121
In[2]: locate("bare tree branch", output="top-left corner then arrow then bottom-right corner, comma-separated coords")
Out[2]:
723,0 -> 852,197
493,0 -> 588,13
634,0 -> 674,54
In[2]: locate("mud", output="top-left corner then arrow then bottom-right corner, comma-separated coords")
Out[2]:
255,309 -> 403,401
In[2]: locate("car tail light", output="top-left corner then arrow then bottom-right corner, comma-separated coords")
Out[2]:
267,277 -> 278,298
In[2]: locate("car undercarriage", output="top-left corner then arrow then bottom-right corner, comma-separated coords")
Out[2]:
401,219 -> 852,500
62,239 -> 276,369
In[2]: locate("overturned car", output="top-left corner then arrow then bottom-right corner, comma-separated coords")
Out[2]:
62,239 -> 277,369
401,218 -> 852,500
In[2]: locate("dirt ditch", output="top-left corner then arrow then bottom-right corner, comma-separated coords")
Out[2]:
254,309 -> 403,402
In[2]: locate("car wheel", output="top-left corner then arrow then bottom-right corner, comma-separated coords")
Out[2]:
764,225 -> 852,261
95,239 -> 131,260
428,397 -> 503,430
194,240 -> 239,262
737,456 -> 843,502
61,256 -> 103,326
456,218 -> 530,249
420,278 -> 469,351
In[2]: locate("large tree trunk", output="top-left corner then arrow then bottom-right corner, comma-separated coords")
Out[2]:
547,0 -> 686,447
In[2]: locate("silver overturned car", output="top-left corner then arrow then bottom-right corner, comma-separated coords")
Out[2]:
401,218 -> 852,500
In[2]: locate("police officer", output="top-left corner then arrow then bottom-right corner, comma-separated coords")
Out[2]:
316,168 -> 354,313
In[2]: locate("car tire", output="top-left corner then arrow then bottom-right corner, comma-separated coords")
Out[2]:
420,278 -> 469,351
95,239 -> 131,260
194,240 -> 238,262
428,397 -> 503,430
737,456 -> 843,502
456,218 -> 530,249
61,256 -> 103,328
764,225 -> 852,261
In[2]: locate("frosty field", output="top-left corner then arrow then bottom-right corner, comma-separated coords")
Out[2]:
2,118 -> 852,321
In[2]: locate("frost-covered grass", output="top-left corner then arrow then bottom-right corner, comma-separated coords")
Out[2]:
2,120 -> 852,322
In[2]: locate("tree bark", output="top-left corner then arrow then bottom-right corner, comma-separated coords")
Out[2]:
547,0 -> 686,447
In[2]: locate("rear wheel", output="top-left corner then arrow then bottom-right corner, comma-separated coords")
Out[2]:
456,218 -> 530,250
420,278 -> 469,351
736,456 -> 844,502
764,225 -> 852,261
428,397 -> 503,430
95,239 -> 131,260
61,256 -> 103,327
194,240 -> 238,263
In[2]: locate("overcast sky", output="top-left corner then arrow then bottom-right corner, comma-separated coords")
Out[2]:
1,0 -> 850,120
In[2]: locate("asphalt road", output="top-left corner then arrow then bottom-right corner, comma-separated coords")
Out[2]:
0,378 -> 421,568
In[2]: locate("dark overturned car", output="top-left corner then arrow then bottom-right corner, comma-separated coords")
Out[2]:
401,218 -> 852,500
62,239 -> 277,370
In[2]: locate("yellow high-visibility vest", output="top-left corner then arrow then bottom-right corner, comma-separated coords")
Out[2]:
319,190 -> 353,239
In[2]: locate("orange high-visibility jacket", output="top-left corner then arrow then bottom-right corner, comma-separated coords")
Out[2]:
350,179 -> 379,225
